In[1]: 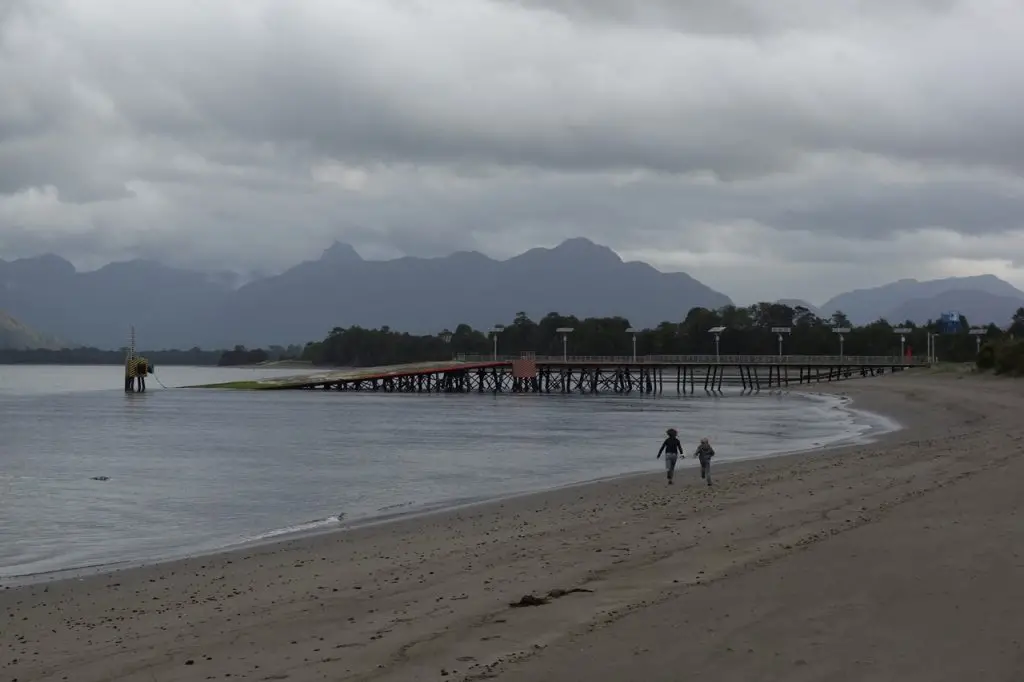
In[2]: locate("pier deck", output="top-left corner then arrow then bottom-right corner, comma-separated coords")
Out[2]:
192,360 -> 509,390
196,354 -> 928,394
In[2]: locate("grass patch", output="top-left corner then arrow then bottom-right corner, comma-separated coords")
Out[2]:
921,362 -> 978,375
187,380 -> 271,389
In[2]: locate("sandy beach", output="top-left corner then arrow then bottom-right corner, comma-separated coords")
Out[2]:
4,372 -> 1023,681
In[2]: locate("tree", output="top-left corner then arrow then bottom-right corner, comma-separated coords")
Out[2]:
829,310 -> 851,329
294,303 -> 1016,368
1010,307 -> 1024,338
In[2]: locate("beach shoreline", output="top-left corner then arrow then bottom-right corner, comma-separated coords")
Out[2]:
1,387 -> 899,587
6,372 -> 1021,682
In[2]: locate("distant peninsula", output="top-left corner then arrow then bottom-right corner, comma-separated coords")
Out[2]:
0,345 -> 304,367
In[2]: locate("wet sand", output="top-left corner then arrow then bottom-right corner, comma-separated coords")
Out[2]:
3,373 -> 1023,681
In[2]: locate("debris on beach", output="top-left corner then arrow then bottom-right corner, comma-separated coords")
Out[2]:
546,587 -> 593,599
510,594 -> 549,607
509,587 -> 594,608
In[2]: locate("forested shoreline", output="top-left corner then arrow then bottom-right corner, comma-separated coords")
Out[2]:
5,303 -> 1024,374
0,344 -> 303,367
299,303 -> 1024,369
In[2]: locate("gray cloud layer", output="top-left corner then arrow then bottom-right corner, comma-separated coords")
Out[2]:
2,0 -> 1024,303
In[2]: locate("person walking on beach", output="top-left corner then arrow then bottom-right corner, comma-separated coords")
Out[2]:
657,428 -> 683,484
694,437 -> 715,486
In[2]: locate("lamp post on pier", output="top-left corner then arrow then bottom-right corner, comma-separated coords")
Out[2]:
926,331 -> 939,363
893,327 -> 911,362
832,327 -> 850,362
489,324 -> 505,361
771,326 -> 791,357
556,327 -> 574,362
709,326 -> 725,363
440,330 -> 454,360
625,327 -> 638,363
969,327 -> 987,355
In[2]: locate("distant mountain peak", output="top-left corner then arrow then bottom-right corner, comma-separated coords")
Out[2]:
0,238 -> 733,348
320,241 -> 363,263
6,253 -> 76,277
553,237 -> 619,257
511,237 -> 623,266
447,250 -> 491,263
821,273 -> 1024,325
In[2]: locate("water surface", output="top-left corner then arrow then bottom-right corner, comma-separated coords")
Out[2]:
0,364 -> 895,579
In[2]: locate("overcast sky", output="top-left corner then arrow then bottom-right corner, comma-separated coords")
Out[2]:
2,0 -> 1024,305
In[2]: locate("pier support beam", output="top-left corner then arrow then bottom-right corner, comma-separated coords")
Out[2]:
292,360 -> 916,394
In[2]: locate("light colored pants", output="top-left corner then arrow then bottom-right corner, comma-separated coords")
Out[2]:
664,454 -> 678,480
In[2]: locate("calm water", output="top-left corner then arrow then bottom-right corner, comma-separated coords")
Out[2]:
0,365 -> 897,580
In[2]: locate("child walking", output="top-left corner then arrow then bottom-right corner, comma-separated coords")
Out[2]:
656,428 -> 683,484
694,437 -> 715,486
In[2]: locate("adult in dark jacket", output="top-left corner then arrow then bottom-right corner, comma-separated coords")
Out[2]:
657,428 -> 683,484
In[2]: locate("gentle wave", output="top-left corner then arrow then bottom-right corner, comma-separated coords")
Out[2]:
239,516 -> 345,544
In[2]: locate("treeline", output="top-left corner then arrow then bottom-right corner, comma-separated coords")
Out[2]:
215,345 -> 304,366
977,339 -> 1024,376
0,344 -> 305,366
0,347 -> 223,365
217,346 -> 269,366
7,303 -> 1022,370
301,303 -> 1024,367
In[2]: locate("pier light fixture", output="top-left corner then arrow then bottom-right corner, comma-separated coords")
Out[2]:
968,327 -> 987,354
439,330 -> 454,360
625,327 -> 638,363
893,327 -> 911,361
489,324 -> 505,361
708,326 -> 726,363
555,327 -> 575,362
925,331 -> 939,363
771,326 -> 791,357
831,327 -> 851,361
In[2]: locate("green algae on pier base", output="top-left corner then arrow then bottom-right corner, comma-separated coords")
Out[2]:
191,380 -> 269,389
190,360 -> 496,390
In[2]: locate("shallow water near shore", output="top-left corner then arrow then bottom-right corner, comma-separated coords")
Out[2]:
0,364 -> 897,580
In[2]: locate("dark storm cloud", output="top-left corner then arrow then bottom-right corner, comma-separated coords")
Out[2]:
2,0 -> 1024,303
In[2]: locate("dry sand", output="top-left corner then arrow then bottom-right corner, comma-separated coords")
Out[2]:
3,373 -> 1023,682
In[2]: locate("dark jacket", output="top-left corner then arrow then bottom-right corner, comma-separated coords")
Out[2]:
695,443 -> 715,461
658,436 -> 683,457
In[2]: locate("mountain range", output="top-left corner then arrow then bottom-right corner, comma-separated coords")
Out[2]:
817,275 -> 1024,326
2,238 -> 1023,350
0,310 -> 64,350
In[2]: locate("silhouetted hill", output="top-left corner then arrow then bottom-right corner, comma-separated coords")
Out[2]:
0,255 -> 233,349
819,275 -> 1024,325
0,310 -> 65,349
882,290 -> 1024,327
11,240 -> 1023,350
775,299 -> 822,318
208,238 -> 734,347
0,239 -> 733,349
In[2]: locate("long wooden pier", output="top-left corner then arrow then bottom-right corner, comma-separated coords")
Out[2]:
199,354 -> 928,394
